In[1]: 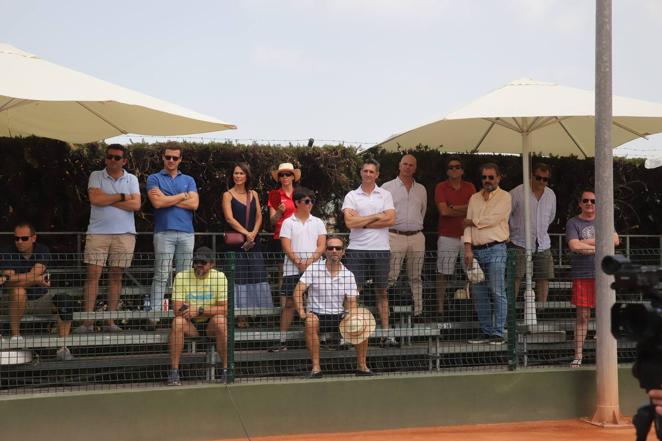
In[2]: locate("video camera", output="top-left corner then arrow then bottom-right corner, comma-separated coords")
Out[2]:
602,255 -> 662,440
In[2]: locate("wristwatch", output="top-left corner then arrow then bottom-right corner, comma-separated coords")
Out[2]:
448,203 -> 454,209
120,193 -> 126,202
198,306 -> 205,316
183,192 -> 189,200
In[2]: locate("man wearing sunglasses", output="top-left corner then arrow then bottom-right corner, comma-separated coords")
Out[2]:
566,190 -> 619,367
342,159 -> 396,346
146,144 -> 199,323
168,247 -> 227,385
271,187 -> 326,352
434,156 -> 476,318
463,163 -> 511,345
508,163 -> 556,303
0,222 -> 74,360
382,154 -> 427,321
76,144 -> 140,334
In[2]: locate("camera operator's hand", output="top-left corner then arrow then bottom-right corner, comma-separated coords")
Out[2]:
649,390 -> 662,416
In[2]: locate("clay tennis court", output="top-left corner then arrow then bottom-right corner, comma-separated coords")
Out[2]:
221,418 -> 654,441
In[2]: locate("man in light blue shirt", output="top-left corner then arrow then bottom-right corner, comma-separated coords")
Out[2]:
146,144 -> 199,319
76,144 -> 141,334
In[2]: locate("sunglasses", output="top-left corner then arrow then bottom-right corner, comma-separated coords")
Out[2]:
297,198 -> 313,205
326,246 -> 343,251
582,199 -> 596,204
447,165 -> 462,170
278,172 -> 294,178
193,260 -> 210,266
106,154 -> 124,161
164,155 -> 180,162
481,175 -> 496,181
14,236 -> 31,242
533,175 -> 549,183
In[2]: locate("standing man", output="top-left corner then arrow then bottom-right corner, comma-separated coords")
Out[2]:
293,236 -> 374,378
146,144 -> 199,320
270,186 -> 327,352
382,154 -> 427,321
434,157 -> 476,317
509,163 -> 556,303
342,159 -> 396,345
76,144 -> 141,333
463,163 -> 511,345
566,190 -> 619,367
0,222 -> 74,360
168,247 -> 227,385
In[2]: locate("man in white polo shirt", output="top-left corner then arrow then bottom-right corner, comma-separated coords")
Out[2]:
382,154 -> 427,321
269,186 -> 327,352
342,158 -> 396,345
76,144 -> 141,334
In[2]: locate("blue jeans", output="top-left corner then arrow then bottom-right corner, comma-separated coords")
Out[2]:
150,231 -> 195,310
472,243 -> 507,337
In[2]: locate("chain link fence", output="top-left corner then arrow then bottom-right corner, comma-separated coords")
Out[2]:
0,232 -> 655,394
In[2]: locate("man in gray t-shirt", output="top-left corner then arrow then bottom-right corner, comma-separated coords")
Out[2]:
565,190 -> 619,367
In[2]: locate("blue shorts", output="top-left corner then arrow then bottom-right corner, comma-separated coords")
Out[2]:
343,250 -> 390,290
281,274 -> 301,297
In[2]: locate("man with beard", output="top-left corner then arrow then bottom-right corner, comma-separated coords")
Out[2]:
463,163 -> 511,345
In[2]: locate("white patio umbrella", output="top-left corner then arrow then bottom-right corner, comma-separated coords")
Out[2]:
0,43 -> 236,143
376,78 -> 662,325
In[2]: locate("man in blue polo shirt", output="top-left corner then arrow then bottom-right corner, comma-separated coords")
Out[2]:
146,144 -> 199,319
76,144 -> 141,334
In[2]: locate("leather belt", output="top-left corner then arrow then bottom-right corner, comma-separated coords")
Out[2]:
472,241 -> 505,250
389,229 -> 422,236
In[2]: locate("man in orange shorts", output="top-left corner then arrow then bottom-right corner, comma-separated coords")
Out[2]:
565,190 -> 619,367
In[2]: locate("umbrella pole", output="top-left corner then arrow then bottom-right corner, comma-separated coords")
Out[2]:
589,0 -> 625,426
521,131 -> 537,326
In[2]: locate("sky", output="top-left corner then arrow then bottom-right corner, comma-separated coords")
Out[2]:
2,0 -> 662,156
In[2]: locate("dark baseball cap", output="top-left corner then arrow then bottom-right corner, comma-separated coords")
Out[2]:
193,247 -> 215,262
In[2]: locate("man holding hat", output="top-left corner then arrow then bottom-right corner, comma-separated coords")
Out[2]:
167,247 -> 228,386
293,236 -> 376,378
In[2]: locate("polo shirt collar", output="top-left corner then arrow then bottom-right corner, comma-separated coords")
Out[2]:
159,169 -> 182,176
102,168 -> 126,180
356,184 -> 384,195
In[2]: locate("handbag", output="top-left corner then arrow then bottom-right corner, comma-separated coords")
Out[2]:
224,191 -> 253,246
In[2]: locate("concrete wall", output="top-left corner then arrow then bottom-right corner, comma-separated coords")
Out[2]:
0,368 -> 644,441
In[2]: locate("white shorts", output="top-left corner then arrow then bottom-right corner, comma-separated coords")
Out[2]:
436,236 -> 464,275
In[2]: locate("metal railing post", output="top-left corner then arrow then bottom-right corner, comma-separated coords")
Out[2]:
226,251 -> 236,384
506,249 -> 518,370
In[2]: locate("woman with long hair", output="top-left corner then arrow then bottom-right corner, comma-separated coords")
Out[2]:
222,162 -> 273,328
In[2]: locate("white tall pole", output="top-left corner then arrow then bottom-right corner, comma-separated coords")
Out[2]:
521,129 -> 537,326
591,0 -> 625,425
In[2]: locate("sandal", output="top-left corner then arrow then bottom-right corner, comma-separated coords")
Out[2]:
570,358 -> 582,368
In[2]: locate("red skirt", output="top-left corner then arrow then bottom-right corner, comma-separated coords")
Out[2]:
571,278 -> 595,308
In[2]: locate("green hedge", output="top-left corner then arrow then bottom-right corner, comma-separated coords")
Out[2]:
0,138 -> 659,243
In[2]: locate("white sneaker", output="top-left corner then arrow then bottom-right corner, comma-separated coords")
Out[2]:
56,347 -> 74,361
9,335 -> 24,346
73,324 -> 94,334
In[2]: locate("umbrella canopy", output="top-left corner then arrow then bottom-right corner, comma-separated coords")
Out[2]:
377,78 -> 662,157
0,43 -> 236,144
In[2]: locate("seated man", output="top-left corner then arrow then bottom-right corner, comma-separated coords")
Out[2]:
0,222 -> 73,360
168,247 -> 228,386
293,236 -> 375,378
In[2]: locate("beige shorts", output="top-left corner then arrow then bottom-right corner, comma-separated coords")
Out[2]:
0,291 -> 56,315
437,236 -> 465,275
84,234 -> 136,268
512,246 -> 555,281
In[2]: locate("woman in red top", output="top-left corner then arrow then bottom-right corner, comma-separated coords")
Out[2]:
268,162 -> 300,243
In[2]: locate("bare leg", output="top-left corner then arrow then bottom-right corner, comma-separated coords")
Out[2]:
435,274 -> 447,314
280,297 -> 296,333
376,288 -> 389,329
355,339 -> 369,371
208,315 -> 228,369
82,264 -> 103,327
57,319 -> 72,337
536,279 -> 549,303
304,315 -> 321,372
9,287 -> 27,337
106,266 -> 124,327
575,306 -> 591,361
169,316 -> 197,369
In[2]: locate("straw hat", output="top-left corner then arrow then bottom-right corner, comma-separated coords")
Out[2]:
339,307 -> 376,345
466,258 -> 485,284
271,162 -> 301,182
